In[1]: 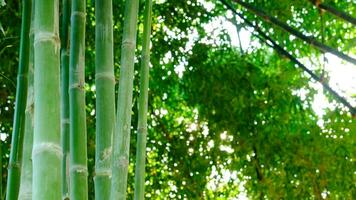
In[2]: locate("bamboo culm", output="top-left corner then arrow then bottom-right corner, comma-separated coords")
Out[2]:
134,0 -> 153,199
111,0 -> 140,199
60,0 -> 71,199
32,1 -> 62,199
94,0 -> 116,199
18,1 -> 35,198
69,0 -> 88,199
6,0 -> 32,199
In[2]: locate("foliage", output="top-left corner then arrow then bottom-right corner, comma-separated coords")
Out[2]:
0,0 -> 355,199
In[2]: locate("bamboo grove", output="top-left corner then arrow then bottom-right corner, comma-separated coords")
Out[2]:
4,0 -> 153,199
1,0 -> 356,199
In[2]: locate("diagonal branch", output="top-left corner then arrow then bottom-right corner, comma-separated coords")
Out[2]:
309,0 -> 356,25
231,0 -> 356,65
218,0 -> 356,116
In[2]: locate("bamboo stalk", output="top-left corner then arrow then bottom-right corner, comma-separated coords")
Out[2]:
219,0 -> 356,116
232,0 -> 356,65
32,1 -> 62,199
18,1 -> 35,199
111,0 -> 140,199
94,0 -> 115,199
69,0 -> 88,199
60,0 -> 71,199
134,0 -> 153,199
6,0 -> 32,199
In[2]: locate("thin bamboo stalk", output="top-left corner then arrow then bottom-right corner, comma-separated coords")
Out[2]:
60,0 -> 71,199
69,0 -> 88,199
32,1 -> 62,199
94,0 -> 115,199
232,0 -> 356,65
6,0 -> 32,199
134,0 -> 153,199
18,1 -> 35,199
111,0 -> 140,199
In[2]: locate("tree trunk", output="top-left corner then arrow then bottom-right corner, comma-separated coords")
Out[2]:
134,0 -> 153,199
32,1 -> 62,199
6,0 -> 32,199
111,0 -> 140,199
60,0 -> 71,199
69,0 -> 88,199
94,0 -> 115,199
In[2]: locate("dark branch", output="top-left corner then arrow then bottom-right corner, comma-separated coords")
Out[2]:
231,0 -> 356,65
312,1 -> 356,25
218,0 -> 356,116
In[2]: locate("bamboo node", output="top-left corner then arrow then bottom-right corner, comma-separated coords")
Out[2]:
32,142 -> 63,158
137,127 -> 148,134
61,49 -> 70,56
95,72 -> 115,83
122,40 -> 136,49
61,118 -> 70,124
71,11 -> 86,19
7,161 -> 20,169
70,165 -> 88,176
69,83 -> 85,90
94,169 -> 112,178
34,31 -> 60,47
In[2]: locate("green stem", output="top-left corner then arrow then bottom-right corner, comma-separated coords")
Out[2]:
18,1 -> 35,199
111,0 -> 140,199
60,0 -> 71,199
6,0 -> 31,199
69,0 -> 88,199
32,1 -> 62,199
94,0 -> 115,199
134,0 -> 152,199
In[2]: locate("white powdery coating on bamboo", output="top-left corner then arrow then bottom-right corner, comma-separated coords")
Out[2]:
32,142 -> 63,158
101,147 -> 112,161
95,147 -> 112,177
113,156 -> 129,168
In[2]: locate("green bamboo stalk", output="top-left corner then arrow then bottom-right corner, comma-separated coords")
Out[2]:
32,1 -> 62,199
18,1 -> 35,198
6,0 -> 32,199
94,0 -> 115,199
134,0 -> 152,199
111,0 -> 140,199
17,90 -> 33,200
69,0 -> 88,199
60,0 -> 71,199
